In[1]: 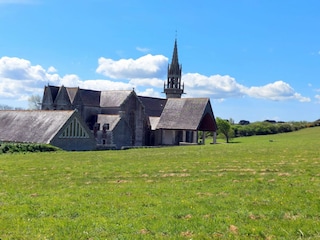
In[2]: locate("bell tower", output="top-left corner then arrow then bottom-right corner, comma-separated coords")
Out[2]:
163,39 -> 185,98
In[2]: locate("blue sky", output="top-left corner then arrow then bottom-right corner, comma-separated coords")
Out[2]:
0,0 -> 320,122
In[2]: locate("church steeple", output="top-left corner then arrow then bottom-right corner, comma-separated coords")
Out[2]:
163,39 -> 184,98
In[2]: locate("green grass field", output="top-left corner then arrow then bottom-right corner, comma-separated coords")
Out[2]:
1,127 -> 320,239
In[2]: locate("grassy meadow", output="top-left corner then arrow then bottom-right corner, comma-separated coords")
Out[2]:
1,127 -> 320,239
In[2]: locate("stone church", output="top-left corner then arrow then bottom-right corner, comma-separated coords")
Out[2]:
0,40 -> 217,150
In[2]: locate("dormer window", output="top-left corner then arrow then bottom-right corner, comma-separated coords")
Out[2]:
103,123 -> 109,132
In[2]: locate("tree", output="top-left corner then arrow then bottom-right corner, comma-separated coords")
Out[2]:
216,117 -> 232,143
28,95 -> 42,110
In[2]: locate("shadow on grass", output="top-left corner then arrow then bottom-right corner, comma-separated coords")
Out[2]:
209,141 -> 242,144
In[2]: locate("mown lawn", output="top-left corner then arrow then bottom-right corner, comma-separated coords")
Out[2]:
1,127 -> 320,239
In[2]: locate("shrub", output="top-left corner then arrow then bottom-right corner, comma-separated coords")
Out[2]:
231,120 -> 314,138
0,143 -> 60,154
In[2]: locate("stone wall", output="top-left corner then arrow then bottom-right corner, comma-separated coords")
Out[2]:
50,137 -> 96,151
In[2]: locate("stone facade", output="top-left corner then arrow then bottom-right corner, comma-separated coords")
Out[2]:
42,87 -> 149,149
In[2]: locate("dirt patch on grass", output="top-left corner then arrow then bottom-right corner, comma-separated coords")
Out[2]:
248,213 -> 265,220
161,173 -> 190,177
220,168 -> 256,172
182,214 -> 192,220
216,191 -> 228,196
278,172 -> 291,177
109,179 -> 131,183
283,212 -> 301,220
139,229 -> 150,235
197,192 -> 213,196
229,225 -> 238,234
260,168 -> 280,173
181,230 -> 193,238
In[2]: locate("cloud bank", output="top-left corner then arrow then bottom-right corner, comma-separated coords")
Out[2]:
0,55 -> 311,107
96,54 -> 167,79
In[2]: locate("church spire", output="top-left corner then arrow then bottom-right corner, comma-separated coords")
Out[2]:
163,38 -> 185,98
170,39 -> 179,73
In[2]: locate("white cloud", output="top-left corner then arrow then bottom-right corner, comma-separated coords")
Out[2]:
59,74 -> 81,87
48,73 -> 134,92
47,66 -> 57,73
136,47 -> 150,53
0,57 -> 46,81
96,54 -> 168,79
245,81 -> 311,102
181,73 -> 310,102
292,93 -> 311,102
129,78 -> 164,88
0,55 -> 311,108
0,56 -> 136,103
58,75 -> 133,91
182,73 -> 246,99
0,57 -> 59,101
78,79 -> 133,91
137,88 -> 161,98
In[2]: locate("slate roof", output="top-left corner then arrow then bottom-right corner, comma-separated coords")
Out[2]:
41,85 -> 217,134
66,87 -> 79,103
138,96 -> 167,117
48,86 -> 60,101
78,89 -> 101,106
149,116 -> 160,130
100,91 -> 132,108
96,114 -> 121,130
45,86 -> 132,107
156,98 -> 216,131
0,110 -> 75,144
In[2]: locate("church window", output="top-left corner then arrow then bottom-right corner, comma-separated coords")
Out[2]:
73,119 -> 76,136
76,122 -> 80,136
59,117 -> 89,138
103,123 -> 109,131
70,122 -> 73,136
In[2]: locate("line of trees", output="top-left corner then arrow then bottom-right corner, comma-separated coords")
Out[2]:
0,105 -> 24,110
215,117 -> 320,143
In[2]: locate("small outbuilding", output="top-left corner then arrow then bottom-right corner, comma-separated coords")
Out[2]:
155,98 -> 217,145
